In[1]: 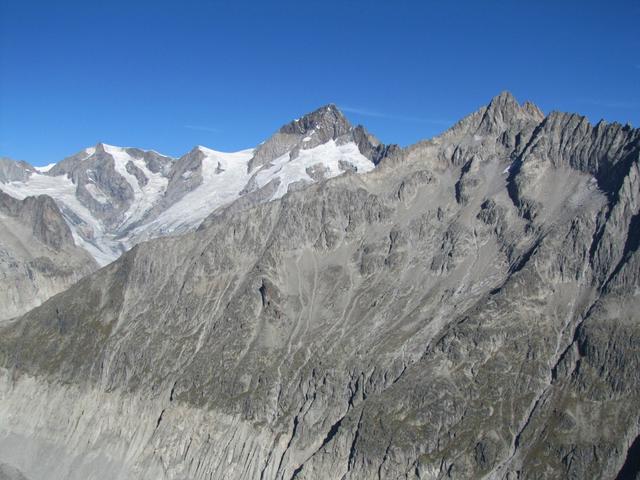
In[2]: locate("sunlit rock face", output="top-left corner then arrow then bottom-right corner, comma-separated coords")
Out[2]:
0,93 -> 639,480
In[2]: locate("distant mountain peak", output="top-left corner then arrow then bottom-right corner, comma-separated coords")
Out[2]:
442,91 -> 545,141
98,143 -> 135,156
477,91 -> 544,133
484,90 -> 520,118
280,103 -> 351,137
248,104 -> 372,172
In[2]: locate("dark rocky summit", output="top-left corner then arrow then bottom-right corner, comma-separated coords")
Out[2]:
247,104 -> 385,172
0,92 -> 638,480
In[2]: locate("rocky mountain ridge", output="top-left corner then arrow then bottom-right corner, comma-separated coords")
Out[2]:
0,105 -> 382,265
0,92 -> 638,479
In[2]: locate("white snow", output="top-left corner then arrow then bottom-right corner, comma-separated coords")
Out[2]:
102,145 -> 139,190
253,140 -> 374,200
102,144 -> 169,228
34,163 -> 56,173
0,171 -> 115,265
502,166 -> 510,174
2,139 -> 376,266
302,137 -> 311,142
132,148 -> 255,238
130,141 -> 374,240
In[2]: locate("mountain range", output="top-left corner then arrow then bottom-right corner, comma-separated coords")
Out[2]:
0,92 -> 638,480
1,105 -> 382,265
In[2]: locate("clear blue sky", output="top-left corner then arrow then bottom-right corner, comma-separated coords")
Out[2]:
1,0 -> 638,166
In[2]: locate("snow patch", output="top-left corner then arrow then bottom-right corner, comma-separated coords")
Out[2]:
102,144 -> 168,228
0,171 -> 116,265
4,139 -> 376,266
130,141 -> 374,239
253,140 -> 374,200
34,163 -> 56,173
131,148 -> 255,238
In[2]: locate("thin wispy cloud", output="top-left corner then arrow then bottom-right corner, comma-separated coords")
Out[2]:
184,124 -> 220,133
340,106 -> 451,126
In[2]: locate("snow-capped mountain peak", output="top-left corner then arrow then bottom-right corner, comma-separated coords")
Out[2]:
0,106 -> 384,265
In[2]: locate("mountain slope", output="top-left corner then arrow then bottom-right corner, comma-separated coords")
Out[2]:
0,191 -> 97,321
0,106 -> 381,265
0,92 -> 638,479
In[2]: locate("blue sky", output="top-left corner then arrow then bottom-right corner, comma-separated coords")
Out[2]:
1,0 -> 638,166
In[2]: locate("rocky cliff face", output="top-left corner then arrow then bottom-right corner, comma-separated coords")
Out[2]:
0,158 -> 35,184
0,92 -> 638,480
0,191 -> 97,321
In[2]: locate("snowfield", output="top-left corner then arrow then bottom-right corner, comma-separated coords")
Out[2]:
0,140 -> 375,265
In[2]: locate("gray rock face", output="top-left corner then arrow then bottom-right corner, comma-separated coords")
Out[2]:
0,158 -> 34,184
0,191 -> 75,250
0,191 -> 97,321
0,463 -> 29,480
0,92 -> 638,480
